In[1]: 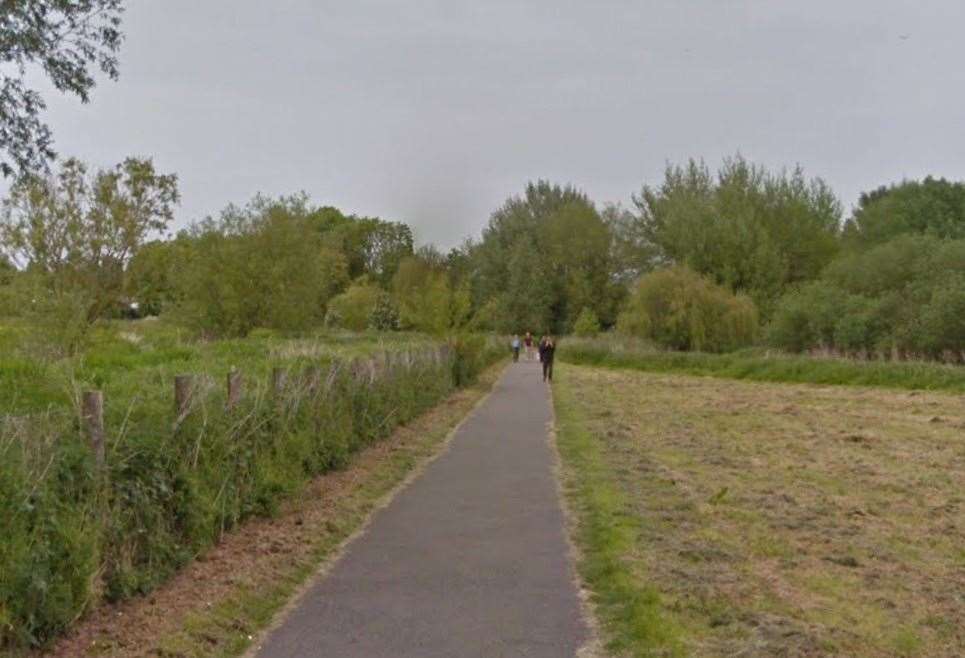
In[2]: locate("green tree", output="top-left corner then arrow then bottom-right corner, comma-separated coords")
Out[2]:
843,177 -> 965,249
311,207 -> 413,285
392,252 -> 472,334
125,237 -> 193,316
602,202 -> 659,285
572,307 -> 601,337
0,156 -> 177,352
634,155 -> 841,316
368,292 -> 400,331
618,266 -> 758,352
326,282 -> 381,331
769,235 -> 965,360
470,180 -> 619,332
1,1 -> 124,176
176,196 -> 347,337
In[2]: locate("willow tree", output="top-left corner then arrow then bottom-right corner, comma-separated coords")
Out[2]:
633,155 -> 842,317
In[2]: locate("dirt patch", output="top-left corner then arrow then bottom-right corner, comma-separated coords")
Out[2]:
34,366 -> 504,658
557,364 -> 965,657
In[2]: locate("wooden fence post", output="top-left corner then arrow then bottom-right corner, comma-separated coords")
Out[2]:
272,367 -> 288,396
305,365 -> 321,395
175,375 -> 194,424
82,390 -> 105,470
227,370 -> 243,410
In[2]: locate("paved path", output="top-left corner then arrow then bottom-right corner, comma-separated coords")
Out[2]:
255,361 -> 587,657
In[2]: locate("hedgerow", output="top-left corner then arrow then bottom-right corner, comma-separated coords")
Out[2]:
0,339 -> 502,649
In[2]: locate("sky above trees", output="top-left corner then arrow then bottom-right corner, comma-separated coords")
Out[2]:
11,0 -> 965,247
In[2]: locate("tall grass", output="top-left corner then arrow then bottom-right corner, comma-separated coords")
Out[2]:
0,323 -> 504,649
561,336 -> 965,392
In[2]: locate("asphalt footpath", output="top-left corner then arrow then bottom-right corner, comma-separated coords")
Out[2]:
254,359 -> 587,657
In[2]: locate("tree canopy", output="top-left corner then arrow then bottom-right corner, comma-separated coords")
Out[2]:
843,176 -> 965,249
468,180 -> 622,333
1,0 -> 124,176
633,156 -> 842,316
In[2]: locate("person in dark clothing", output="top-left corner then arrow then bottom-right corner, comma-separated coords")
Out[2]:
538,336 -> 556,382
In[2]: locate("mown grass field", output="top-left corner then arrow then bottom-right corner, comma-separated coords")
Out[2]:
554,363 -> 964,657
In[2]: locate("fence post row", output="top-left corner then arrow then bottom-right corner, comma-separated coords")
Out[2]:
80,346 -> 458,464
82,390 -> 106,470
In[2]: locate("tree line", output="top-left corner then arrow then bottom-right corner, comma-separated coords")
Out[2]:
1,153 -> 964,361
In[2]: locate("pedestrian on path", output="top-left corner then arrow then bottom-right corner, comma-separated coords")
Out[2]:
523,332 -> 534,361
511,334 -> 521,362
539,335 -> 556,382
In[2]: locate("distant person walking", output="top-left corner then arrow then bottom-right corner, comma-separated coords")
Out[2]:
511,335 -> 521,362
523,332 -> 534,361
538,336 -> 556,382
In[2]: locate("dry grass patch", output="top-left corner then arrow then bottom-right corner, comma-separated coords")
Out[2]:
555,364 -> 964,657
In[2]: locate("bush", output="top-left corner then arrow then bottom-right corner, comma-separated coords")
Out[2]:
769,235 -> 965,360
368,292 -> 400,331
572,307 -> 601,337
617,267 -> 758,352
177,200 -> 349,338
326,283 -> 381,331
0,341 -> 502,649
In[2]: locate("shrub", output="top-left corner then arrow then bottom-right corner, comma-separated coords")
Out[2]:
368,292 -> 400,331
572,307 -> 601,337
0,341 -> 502,649
617,267 -> 758,352
769,235 -> 965,360
177,200 -> 349,338
326,283 -> 381,331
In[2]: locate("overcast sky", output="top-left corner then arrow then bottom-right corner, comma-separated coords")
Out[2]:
24,0 -> 965,247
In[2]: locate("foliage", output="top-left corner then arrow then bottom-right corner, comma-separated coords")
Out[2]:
571,307 -> 601,337
368,292 -> 400,331
843,176 -> 965,249
0,325 -> 503,649
0,157 -> 178,353
392,252 -> 471,334
326,282 -> 381,331
560,338 -> 965,393
467,181 -> 622,333
633,155 -> 842,316
176,196 -> 348,338
125,237 -> 193,317
0,1 -> 124,176
602,202 -> 656,285
768,235 -> 965,360
310,206 -> 414,286
617,267 -> 758,352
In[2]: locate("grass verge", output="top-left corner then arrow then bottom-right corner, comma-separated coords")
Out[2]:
553,371 -> 684,657
560,341 -> 965,392
30,361 -> 506,658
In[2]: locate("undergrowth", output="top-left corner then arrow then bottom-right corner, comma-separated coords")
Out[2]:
0,320 -> 503,650
560,337 -> 965,392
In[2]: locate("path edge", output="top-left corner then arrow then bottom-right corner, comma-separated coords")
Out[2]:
243,363 -> 508,657
546,377 -> 606,658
